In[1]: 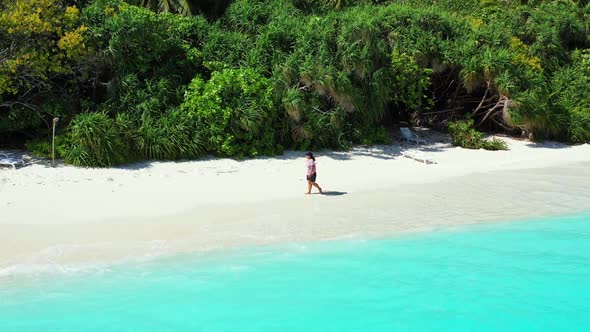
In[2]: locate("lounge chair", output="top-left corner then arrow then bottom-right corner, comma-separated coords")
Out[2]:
0,153 -> 25,170
400,127 -> 426,145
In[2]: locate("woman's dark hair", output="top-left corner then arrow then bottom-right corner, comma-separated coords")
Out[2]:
305,151 -> 315,161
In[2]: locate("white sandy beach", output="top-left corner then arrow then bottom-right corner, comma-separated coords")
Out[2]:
1,131 -> 590,277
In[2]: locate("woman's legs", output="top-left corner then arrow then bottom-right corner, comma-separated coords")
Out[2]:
311,181 -> 322,194
306,174 -> 322,194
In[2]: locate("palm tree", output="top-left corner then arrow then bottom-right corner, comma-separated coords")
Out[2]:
324,0 -> 347,10
131,0 -> 191,15
129,0 -> 232,17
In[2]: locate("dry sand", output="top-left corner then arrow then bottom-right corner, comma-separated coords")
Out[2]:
1,131 -> 590,278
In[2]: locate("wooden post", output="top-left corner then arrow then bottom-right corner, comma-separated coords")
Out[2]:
52,117 -> 59,167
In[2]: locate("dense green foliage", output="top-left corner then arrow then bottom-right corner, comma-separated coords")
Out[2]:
448,118 -> 508,150
1,0 -> 588,166
181,67 -> 281,157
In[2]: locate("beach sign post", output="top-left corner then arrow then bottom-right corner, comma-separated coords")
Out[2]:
52,117 -> 59,167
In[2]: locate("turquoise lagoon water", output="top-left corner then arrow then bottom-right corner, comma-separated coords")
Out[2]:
1,214 -> 590,331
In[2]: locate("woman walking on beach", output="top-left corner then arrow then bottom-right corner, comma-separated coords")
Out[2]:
305,152 -> 322,194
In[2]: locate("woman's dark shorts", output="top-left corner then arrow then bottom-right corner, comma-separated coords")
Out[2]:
307,173 -> 317,182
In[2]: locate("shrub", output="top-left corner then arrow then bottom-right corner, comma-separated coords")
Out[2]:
182,68 -> 281,157
552,62 -> 590,143
65,112 -> 132,167
448,118 -> 508,150
25,136 -> 69,159
62,109 -> 205,166
568,107 -> 590,143
109,75 -> 181,116
482,137 -> 509,151
134,109 -> 205,161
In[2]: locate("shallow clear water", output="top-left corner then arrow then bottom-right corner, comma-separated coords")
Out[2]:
1,214 -> 590,331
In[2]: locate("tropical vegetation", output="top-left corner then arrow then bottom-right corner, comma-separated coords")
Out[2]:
1,0 -> 589,165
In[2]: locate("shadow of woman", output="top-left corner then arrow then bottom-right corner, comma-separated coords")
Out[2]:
321,191 -> 348,196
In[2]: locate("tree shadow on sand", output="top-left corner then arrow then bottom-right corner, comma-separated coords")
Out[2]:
526,141 -> 573,149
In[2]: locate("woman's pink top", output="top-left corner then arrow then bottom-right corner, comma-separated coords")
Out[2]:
307,159 -> 316,174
